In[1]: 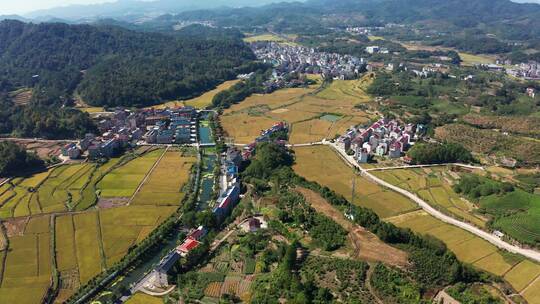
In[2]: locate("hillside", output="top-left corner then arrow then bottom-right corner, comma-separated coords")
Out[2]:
164,0 -> 540,47
0,20 -> 256,107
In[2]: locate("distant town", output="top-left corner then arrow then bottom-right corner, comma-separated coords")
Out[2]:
250,42 -> 367,80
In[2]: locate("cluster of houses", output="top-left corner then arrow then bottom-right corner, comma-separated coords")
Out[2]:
62,109 -> 148,160
336,118 -> 423,163
249,42 -> 367,80
365,45 -> 389,55
242,122 -> 288,160
507,61 -> 540,80
143,106 -> 198,145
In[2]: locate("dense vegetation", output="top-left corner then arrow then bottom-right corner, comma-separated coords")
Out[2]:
0,20 -> 256,107
371,263 -> 426,304
447,283 -> 503,304
0,141 -> 45,177
277,191 -> 347,251
0,100 -> 97,139
407,142 -> 473,165
453,174 -> 514,200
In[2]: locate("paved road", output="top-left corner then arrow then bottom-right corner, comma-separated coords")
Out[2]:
326,142 -> 540,263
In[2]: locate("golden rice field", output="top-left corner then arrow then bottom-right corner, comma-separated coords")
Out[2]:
0,149 -> 195,303
373,167 -> 488,228
292,146 -> 540,304
125,293 -> 164,304
222,75 -> 375,144
0,216 -> 52,304
151,79 -> 241,109
293,146 -> 418,218
132,151 -> 196,206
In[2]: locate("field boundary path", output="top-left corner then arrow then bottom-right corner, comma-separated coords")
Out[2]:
325,141 -> 540,263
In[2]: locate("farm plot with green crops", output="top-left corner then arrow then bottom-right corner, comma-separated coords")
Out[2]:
0,164 -> 99,218
480,189 -> 540,245
373,167 -> 488,228
131,151 -> 196,206
98,149 -> 164,197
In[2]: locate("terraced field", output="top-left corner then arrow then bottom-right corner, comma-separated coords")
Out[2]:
480,190 -> 540,246
292,145 -> 540,304
0,148 -> 195,303
373,168 -> 488,228
221,75 -> 375,144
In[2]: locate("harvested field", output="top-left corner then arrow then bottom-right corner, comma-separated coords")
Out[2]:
297,187 -> 408,266
293,146 -> 418,218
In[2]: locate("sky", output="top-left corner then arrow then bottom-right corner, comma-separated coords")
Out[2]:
0,0 -> 115,15
1,0 -> 539,15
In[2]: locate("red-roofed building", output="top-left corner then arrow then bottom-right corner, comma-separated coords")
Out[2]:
176,239 -> 200,256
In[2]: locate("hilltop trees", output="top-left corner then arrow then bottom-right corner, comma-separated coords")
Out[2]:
0,20 -> 256,107
0,142 -> 45,177
407,142 -> 473,165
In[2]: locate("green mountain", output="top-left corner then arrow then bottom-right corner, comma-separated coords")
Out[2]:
0,20 -> 256,107
165,0 -> 540,44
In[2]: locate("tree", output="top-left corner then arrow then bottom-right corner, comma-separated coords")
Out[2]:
0,142 -> 45,177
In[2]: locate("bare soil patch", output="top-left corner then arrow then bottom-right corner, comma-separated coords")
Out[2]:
296,187 -> 409,267
97,197 -> 130,209
3,217 -> 29,237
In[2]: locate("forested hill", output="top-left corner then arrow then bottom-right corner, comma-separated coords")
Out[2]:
169,0 -> 540,43
0,20 -> 257,107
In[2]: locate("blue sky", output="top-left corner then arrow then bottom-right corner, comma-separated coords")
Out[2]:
0,0 -> 114,15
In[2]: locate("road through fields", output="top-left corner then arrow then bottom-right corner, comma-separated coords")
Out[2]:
325,141 -> 540,263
